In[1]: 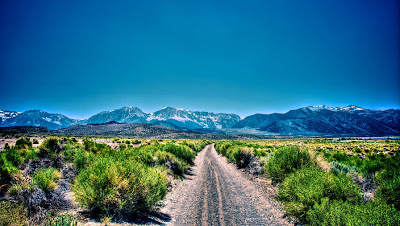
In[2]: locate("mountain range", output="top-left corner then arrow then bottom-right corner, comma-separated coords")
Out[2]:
0,105 -> 399,136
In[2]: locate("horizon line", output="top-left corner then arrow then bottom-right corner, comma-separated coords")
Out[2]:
1,104 -> 399,120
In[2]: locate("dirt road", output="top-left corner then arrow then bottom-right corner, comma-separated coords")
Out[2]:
160,144 -> 291,225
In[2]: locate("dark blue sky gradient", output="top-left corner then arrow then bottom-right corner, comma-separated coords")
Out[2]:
0,0 -> 399,118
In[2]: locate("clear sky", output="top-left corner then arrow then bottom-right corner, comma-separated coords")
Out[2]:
0,0 -> 399,118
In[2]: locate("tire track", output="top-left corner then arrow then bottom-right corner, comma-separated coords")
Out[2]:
160,144 -> 291,225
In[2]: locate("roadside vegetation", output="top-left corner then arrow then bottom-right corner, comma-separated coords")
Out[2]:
0,136 -> 210,225
215,139 -> 400,225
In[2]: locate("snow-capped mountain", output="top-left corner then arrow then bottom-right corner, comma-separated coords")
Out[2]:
0,105 -> 398,136
232,105 -> 400,136
0,110 -> 86,130
88,106 -> 241,130
0,110 -> 20,123
148,107 -> 240,130
87,106 -> 148,124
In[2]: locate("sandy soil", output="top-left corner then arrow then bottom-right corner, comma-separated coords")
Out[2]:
158,144 -> 291,225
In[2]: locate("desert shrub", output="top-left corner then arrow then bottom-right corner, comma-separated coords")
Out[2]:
307,198 -> 400,225
32,168 -> 61,192
0,154 -> 19,186
375,174 -> 400,210
276,166 -> 362,222
4,147 -> 23,167
132,139 -> 141,144
62,144 -> 80,162
359,158 -> 385,175
253,147 -> 270,158
126,146 -> 157,165
155,151 -> 189,176
73,148 -> 94,172
83,139 -> 111,154
331,161 -> 357,176
73,156 -> 167,219
39,138 -> 61,158
266,146 -> 315,183
375,163 -> 400,185
15,137 -> 32,150
163,143 -> 195,165
0,201 -> 27,226
215,142 -> 234,155
225,146 -> 254,168
125,140 -> 131,144
184,140 -> 210,152
125,145 -> 189,176
354,147 -> 363,153
48,214 -> 77,226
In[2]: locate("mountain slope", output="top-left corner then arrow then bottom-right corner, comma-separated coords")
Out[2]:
233,105 -> 400,136
0,110 -> 84,130
0,110 -> 20,123
88,106 -> 241,131
87,106 -> 148,124
148,107 -> 241,130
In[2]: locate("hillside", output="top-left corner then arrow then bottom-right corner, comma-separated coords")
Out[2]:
53,122 -> 258,139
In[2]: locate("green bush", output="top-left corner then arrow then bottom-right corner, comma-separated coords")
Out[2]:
0,154 -> 19,186
62,143 -> 79,162
73,148 -> 94,172
73,156 -> 167,219
0,201 -> 27,226
331,161 -> 357,176
4,148 -> 23,168
15,137 -> 32,150
39,138 -> 61,158
124,145 -> 189,176
225,145 -> 254,168
375,174 -> 400,210
163,143 -> 195,165
83,139 -> 111,154
359,158 -> 385,175
276,166 -> 362,222
215,142 -> 234,156
155,151 -> 189,176
32,168 -> 61,192
48,214 -> 77,226
32,139 -> 39,144
307,198 -> 400,225
183,140 -> 210,152
132,139 -> 141,144
266,146 -> 315,183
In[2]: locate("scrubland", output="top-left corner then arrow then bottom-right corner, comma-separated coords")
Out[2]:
1,135 -> 399,225
214,138 -> 400,225
0,136 -> 210,225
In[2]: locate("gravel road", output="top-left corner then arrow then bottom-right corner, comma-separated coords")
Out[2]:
159,144 -> 291,225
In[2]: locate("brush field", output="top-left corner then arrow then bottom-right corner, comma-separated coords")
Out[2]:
0,135 -> 399,225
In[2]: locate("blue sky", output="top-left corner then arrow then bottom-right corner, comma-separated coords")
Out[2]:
0,0 -> 399,118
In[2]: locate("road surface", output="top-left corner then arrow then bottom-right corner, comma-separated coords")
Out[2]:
160,144 -> 291,225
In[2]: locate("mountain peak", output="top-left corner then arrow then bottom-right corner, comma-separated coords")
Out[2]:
337,105 -> 366,112
303,105 -> 333,111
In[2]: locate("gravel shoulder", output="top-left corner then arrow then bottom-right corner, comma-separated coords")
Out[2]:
159,144 -> 291,225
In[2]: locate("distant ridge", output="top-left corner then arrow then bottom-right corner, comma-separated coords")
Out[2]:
53,123 -> 258,140
0,105 -> 399,136
232,105 -> 399,136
